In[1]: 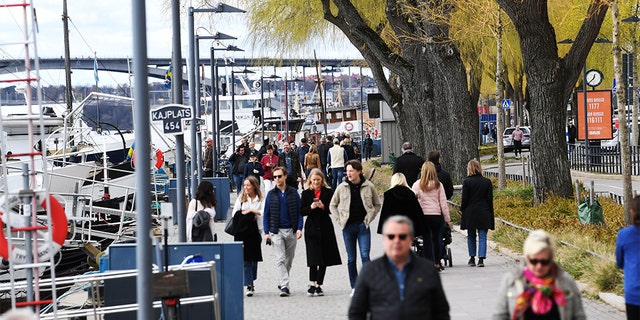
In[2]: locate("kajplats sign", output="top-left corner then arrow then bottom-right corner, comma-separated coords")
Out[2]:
151,104 -> 192,134
576,90 -> 613,140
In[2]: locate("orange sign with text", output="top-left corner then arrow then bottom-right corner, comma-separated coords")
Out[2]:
576,90 -> 613,140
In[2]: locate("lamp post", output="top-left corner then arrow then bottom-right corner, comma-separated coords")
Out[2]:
231,67 -> 255,148
559,37 -> 611,171
188,3 -> 244,197
360,66 -> 365,152
194,31 -> 237,182
260,74 -> 281,144
211,45 -> 244,173
623,14 -> 639,146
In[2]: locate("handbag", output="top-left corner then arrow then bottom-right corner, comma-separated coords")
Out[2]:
224,211 -> 237,235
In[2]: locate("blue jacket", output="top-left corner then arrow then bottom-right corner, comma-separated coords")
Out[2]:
263,186 -> 303,234
243,161 -> 264,180
616,225 -> 640,305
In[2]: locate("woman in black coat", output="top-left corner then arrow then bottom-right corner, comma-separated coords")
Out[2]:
460,159 -> 494,268
377,173 -> 426,238
300,168 -> 342,296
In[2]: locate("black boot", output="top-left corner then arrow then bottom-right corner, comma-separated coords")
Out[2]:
468,257 -> 476,267
478,257 -> 485,267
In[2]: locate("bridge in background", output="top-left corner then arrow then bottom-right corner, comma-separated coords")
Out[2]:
0,57 -> 367,86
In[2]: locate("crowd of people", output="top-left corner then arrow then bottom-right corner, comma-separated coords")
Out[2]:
188,134 -> 638,320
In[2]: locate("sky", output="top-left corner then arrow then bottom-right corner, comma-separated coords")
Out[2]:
0,1 -> 364,87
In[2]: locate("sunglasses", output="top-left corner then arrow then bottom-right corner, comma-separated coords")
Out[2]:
527,258 -> 552,266
385,233 -> 409,241
273,175 -> 284,179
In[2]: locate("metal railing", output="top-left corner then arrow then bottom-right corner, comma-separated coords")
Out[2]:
568,144 -> 640,175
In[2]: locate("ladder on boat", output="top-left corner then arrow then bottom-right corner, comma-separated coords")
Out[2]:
0,1 -> 64,317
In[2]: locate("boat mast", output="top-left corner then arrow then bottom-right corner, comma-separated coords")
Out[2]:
62,0 -> 73,114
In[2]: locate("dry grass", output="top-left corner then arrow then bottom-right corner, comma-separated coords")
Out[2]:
365,160 -> 626,294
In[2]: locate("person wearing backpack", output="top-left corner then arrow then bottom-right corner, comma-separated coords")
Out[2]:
186,181 -> 217,242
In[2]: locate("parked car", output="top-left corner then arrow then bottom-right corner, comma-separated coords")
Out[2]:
502,126 -> 531,151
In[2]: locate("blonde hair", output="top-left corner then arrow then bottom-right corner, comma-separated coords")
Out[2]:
467,159 -> 483,176
389,173 -> 409,189
305,168 -> 328,189
240,176 -> 263,203
418,161 -> 440,192
523,230 -> 555,259
309,144 -> 318,154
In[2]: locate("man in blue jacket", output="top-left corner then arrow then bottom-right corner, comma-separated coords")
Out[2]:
349,215 -> 450,320
263,167 -> 303,297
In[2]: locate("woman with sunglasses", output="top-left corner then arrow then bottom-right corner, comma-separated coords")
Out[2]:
300,169 -> 342,296
493,230 -> 586,320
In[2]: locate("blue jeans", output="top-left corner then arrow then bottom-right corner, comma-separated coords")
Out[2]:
233,174 -> 244,195
467,229 -> 488,258
331,167 -> 344,189
243,260 -> 258,286
342,222 -> 371,288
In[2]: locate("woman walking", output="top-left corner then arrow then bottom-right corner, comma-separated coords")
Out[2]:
300,169 -> 342,296
377,173 -> 425,238
231,176 -> 265,297
304,144 -> 321,179
460,159 -> 494,267
260,145 -> 278,192
493,230 -> 586,319
412,162 -> 450,271
186,181 -> 217,242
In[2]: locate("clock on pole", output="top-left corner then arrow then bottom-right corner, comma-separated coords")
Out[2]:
585,69 -> 603,88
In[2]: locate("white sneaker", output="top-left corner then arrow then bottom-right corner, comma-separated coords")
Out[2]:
350,288 -> 355,297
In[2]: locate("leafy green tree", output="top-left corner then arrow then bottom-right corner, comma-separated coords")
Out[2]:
239,0 -> 477,182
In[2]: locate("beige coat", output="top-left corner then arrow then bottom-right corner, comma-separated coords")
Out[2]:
329,178 -> 381,229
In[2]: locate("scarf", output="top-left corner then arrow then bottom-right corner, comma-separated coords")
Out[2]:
512,266 -> 566,319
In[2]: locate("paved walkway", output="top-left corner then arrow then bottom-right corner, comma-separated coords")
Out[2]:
214,203 -> 626,320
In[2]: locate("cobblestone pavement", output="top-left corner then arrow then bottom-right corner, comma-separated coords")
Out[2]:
214,200 -> 626,320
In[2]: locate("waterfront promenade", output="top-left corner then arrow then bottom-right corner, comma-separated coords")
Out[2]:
214,198 -> 625,320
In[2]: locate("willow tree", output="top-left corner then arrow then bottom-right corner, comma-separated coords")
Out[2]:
494,0 -> 609,198
240,0 -> 477,182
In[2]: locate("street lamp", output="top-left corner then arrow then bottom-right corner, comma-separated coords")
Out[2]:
231,67 -> 255,148
623,14 -> 639,145
194,31 -> 237,181
261,73 -> 281,144
187,3 -> 244,197
559,37 -> 611,171
211,45 -> 244,173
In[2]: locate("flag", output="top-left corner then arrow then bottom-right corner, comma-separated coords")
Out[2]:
165,64 -> 173,81
93,53 -> 99,83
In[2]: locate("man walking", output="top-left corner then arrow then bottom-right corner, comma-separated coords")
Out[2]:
229,147 -> 248,195
330,160 -> 381,296
511,125 -> 523,158
296,137 -> 310,167
202,137 -> 214,177
393,142 -> 424,187
263,167 -> 303,297
348,215 -> 450,320
327,138 -> 348,189
317,136 -> 330,178
363,134 -> 373,161
428,150 -> 453,200
278,142 -> 303,189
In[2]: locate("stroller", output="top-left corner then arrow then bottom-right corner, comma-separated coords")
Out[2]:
411,224 -> 453,268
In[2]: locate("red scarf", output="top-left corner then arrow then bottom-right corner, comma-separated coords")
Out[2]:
512,265 -> 566,319
313,189 -> 321,200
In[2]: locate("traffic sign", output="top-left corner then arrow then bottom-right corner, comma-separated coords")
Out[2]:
502,99 -> 511,110
151,104 -> 192,134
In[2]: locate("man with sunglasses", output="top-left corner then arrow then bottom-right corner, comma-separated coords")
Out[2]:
263,167 -> 303,297
349,215 -> 450,320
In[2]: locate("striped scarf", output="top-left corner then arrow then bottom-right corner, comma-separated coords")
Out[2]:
512,266 -> 566,319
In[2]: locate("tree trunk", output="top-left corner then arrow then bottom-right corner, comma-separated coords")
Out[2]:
394,43 -> 477,183
497,0 -> 608,199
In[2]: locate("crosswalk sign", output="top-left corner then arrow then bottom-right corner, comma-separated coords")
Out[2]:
502,99 -> 511,110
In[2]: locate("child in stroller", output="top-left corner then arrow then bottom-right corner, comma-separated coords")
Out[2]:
411,223 -> 453,268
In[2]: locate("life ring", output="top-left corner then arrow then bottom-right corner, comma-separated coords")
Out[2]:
0,192 -> 67,264
132,148 -> 164,170
345,122 -> 354,131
